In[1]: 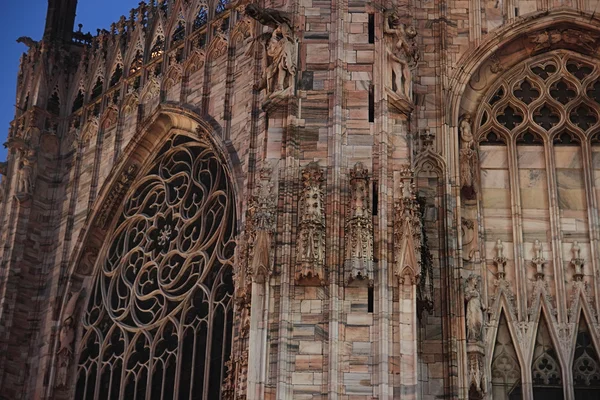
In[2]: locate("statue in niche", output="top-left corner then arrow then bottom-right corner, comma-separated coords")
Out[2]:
345,162 -> 374,284
296,163 -> 326,284
459,113 -> 478,200
383,9 -> 418,98
465,274 -> 485,342
246,4 -> 297,95
55,290 -> 83,388
249,167 -> 276,283
17,149 -> 36,197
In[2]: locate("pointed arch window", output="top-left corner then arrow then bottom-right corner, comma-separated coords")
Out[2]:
194,7 -> 208,31
573,314 -> 600,399
75,133 -> 236,399
491,313 -> 522,399
532,316 -> 563,399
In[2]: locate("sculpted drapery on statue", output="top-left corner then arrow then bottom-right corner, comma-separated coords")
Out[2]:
246,4 -> 298,96
459,113 -> 477,200
383,9 -> 418,98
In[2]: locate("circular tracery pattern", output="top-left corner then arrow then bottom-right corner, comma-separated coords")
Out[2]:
76,133 -> 236,400
477,52 -> 600,142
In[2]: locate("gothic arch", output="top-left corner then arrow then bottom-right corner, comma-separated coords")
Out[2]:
49,106 -> 243,397
449,8 -> 600,124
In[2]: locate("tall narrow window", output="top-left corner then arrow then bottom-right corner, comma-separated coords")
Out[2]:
369,85 -> 374,122
368,14 -> 375,44
76,133 -> 236,399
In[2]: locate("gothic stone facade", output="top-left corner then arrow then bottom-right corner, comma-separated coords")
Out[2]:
1,0 -> 600,399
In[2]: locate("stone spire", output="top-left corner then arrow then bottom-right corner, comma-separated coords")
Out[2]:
44,0 -> 79,42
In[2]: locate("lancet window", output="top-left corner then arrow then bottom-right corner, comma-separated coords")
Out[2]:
477,51 -> 600,398
75,133 -> 236,399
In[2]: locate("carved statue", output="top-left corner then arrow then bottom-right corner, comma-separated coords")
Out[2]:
459,113 -> 477,200
55,290 -> 83,388
296,163 -> 326,284
17,149 -> 36,197
465,274 -> 485,342
249,168 -> 276,283
246,4 -> 297,95
345,162 -> 374,284
571,241 -> 585,280
383,9 -> 418,97
532,240 -> 546,279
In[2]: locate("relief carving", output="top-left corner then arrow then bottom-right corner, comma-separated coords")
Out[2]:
384,9 -> 418,98
246,4 -> 297,96
393,167 -> 422,284
530,28 -> 598,53
345,162 -> 374,284
296,162 -> 326,284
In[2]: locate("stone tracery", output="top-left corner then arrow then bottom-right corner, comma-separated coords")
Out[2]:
75,133 -> 236,399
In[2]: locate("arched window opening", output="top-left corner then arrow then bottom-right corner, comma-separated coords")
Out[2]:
172,21 -> 186,44
573,313 -> 600,399
215,0 -> 229,16
151,36 -> 165,60
532,316 -> 563,399
73,90 -> 84,113
194,7 -> 208,31
130,50 -> 144,74
110,64 -> 123,87
91,77 -> 104,100
75,133 -> 236,400
491,313 -> 522,400
47,91 -> 60,115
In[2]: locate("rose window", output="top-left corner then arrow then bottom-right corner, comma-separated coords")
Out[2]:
76,133 -> 236,399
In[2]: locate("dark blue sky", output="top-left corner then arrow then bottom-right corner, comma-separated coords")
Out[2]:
0,0 -> 140,161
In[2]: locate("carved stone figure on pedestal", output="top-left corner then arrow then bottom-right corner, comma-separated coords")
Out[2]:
532,239 -> 546,279
55,290 -> 83,388
296,163 -> 325,284
384,9 -> 418,98
465,274 -> 485,342
16,149 -> 36,200
571,241 -> 585,281
345,162 -> 374,284
246,4 -> 297,96
459,113 -> 478,200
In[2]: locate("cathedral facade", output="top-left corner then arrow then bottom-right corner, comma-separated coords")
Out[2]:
1,0 -> 600,398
